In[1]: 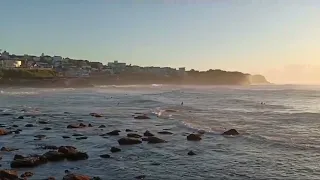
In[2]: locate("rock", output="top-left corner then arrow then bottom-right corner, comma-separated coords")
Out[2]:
12,130 -> 20,134
42,151 -> 65,161
110,147 -> 121,153
40,145 -> 58,150
0,113 -> 13,116
25,124 -> 34,127
143,130 -> 154,137
141,137 -> 148,141
0,170 -> 18,179
146,137 -> 167,144
187,134 -> 202,141
88,124 -> 93,127
17,116 -> 24,119
13,154 -> 25,160
127,133 -> 142,138
118,138 -> 142,145
62,173 -> 91,180
34,135 -> 46,139
62,136 -> 71,139
150,162 -> 161,166
42,127 -> 52,130
222,129 -> 239,136
10,156 -> 47,168
98,125 -> 106,128
198,130 -> 206,135
38,120 -> 49,124
125,129 -> 133,132
158,131 -> 173,135
0,129 -> 8,136
106,130 -> 120,136
188,151 -> 196,156
90,113 -> 103,118
67,124 -> 85,129
21,171 -> 34,178
12,125 -> 19,128
135,175 -> 146,179
134,115 -> 150,119
1,147 -> 18,152
58,146 -> 89,161
76,137 -> 88,140
100,154 -> 111,158
72,133 -> 84,137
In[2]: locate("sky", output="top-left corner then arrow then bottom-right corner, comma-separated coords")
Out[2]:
0,0 -> 319,84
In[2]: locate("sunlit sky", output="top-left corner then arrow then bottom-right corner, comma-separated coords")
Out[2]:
0,0 -> 319,84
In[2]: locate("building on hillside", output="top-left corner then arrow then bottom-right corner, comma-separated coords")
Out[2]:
0,51 -> 10,60
178,67 -> 186,76
107,60 -> 126,74
33,57 -> 40,62
52,56 -> 63,68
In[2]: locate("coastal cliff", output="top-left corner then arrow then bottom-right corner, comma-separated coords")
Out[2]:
0,69 -> 269,88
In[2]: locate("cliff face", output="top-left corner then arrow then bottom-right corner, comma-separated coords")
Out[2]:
247,74 -> 269,84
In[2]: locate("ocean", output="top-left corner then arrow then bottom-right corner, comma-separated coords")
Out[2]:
0,84 -> 320,180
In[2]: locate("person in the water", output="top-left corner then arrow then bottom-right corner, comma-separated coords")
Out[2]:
181,102 -> 184,106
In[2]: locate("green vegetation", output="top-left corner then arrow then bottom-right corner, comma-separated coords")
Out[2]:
0,69 -> 58,79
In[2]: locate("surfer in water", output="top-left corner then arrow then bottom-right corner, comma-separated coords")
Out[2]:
181,102 -> 184,106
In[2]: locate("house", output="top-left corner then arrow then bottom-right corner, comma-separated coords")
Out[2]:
0,60 -> 22,68
52,56 -> 63,68
33,57 -> 40,62
107,60 -> 126,74
0,51 -> 10,60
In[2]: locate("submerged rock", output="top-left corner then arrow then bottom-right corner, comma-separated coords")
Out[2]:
188,151 -> 196,156
222,129 -> 239,136
88,124 -> 93,127
62,136 -> 71,139
13,154 -> 25,160
12,125 -> 19,128
146,137 -> 167,144
38,120 -> 49,124
17,116 -> 24,119
98,125 -> 106,128
143,130 -> 154,137
135,175 -> 146,179
106,130 -> 121,136
34,135 -> 46,139
110,147 -> 121,153
42,151 -> 65,161
134,115 -> 150,119
25,124 -> 34,127
187,134 -> 202,141
42,127 -> 52,130
1,147 -> 18,152
67,124 -> 85,129
158,131 -> 173,135
76,137 -> 88,140
100,154 -> 111,158
127,133 -> 142,138
90,113 -> 103,118
125,129 -> 133,132
118,138 -> 142,145
0,170 -> 18,179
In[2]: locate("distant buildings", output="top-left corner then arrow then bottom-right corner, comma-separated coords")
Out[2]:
0,50 -> 186,78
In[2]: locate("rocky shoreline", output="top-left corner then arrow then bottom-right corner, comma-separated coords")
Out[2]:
0,111 -> 238,180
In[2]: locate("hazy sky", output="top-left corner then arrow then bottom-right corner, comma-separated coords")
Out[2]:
0,0 -> 319,83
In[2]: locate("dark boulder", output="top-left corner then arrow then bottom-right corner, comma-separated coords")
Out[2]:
187,134 -> 202,141
72,133 -> 84,137
58,146 -> 88,161
90,113 -> 103,118
134,115 -> 150,119
0,129 -> 8,136
135,175 -> 146,179
62,136 -> 71,139
12,125 -> 19,128
106,130 -> 121,136
146,137 -> 167,144
42,151 -> 65,161
13,154 -> 25,160
127,133 -> 142,138
0,170 -> 18,179
38,120 -> 49,124
17,116 -> 24,119
125,129 -> 133,132
21,171 -> 34,178
100,154 -> 111,158
34,135 -> 46,139
118,138 -> 142,145
110,147 -> 121,153
198,130 -> 206,135
222,129 -> 239,136
88,124 -> 93,127
158,131 -> 173,135
188,151 -> 196,156
10,156 -> 47,168
62,173 -> 91,180
143,130 -> 154,137
1,147 -> 18,152
25,124 -> 34,127
42,127 -> 52,130
76,137 -> 88,140
98,125 -> 106,128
